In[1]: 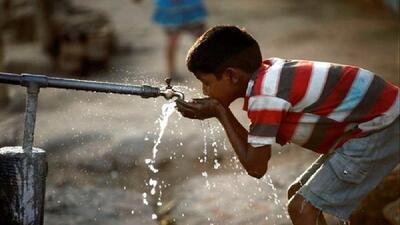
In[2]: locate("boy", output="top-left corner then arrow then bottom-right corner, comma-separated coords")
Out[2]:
176,25 -> 399,224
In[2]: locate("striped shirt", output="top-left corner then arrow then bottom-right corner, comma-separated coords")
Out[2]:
244,58 -> 399,154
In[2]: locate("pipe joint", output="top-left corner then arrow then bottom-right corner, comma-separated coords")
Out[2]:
21,74 -> 48,88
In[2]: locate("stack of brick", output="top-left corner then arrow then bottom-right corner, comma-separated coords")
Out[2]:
53,7 -> 114,74
1,0 -> 115,75
0,0 -> 36,42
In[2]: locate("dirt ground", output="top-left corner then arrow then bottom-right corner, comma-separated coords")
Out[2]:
0,0 -> 399,224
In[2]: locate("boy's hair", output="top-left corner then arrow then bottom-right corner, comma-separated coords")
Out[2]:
186,25 -> 262,79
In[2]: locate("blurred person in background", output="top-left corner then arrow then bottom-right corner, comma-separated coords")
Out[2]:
133,0 -> 208,85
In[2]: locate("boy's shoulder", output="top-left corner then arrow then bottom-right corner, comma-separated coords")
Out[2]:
264,57 -> 285,63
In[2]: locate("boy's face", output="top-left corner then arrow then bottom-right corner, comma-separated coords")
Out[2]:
195,71 -> 240,106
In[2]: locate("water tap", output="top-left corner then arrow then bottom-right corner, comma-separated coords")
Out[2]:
160,78 -> 185,100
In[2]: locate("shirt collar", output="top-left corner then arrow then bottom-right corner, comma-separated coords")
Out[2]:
242,59 -> 274,111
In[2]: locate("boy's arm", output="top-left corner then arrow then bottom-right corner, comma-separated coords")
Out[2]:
217,103 -> 271,178
176,98 -> 271,179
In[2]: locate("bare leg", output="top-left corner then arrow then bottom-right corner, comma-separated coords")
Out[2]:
166,33 -> 179,78
287,154 -> 334,224
288,194 -> 327,225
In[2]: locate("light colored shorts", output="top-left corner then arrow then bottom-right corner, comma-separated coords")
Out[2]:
297,118 -> 399,220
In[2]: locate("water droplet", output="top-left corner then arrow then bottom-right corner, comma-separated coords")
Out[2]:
213,159 -> 221,169
142,193 -> 148,205
149,178 -> 158,195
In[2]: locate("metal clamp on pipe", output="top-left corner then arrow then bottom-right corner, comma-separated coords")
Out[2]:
139,85 -> 161,98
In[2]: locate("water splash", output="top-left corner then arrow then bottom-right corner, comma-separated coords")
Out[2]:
142,102 -> 176,220
149,178 -> 158,195
264,174 -> 289,220
142,193 -> 149,205
145,102 -> 176,173
201,121 -> 208,163
140,99 -> 289,223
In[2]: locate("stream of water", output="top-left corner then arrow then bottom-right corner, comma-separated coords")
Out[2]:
143,101 -> 177,220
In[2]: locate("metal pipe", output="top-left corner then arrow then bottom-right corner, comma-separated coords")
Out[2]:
24,73 -> 162,98
0,72 -> 21,85
0,72 -> 184,100
22,83 -> 40,153
46,76 -> 161,98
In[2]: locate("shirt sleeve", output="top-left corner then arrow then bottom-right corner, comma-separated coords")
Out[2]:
247,95 -> 291,147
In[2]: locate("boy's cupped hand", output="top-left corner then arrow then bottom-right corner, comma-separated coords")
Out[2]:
176,98 -> 221,120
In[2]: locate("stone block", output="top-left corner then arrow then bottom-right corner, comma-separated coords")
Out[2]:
0,85 -> 8,106
383,199 -> 400,225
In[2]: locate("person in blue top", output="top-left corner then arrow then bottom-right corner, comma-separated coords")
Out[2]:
134,0 -> 208,84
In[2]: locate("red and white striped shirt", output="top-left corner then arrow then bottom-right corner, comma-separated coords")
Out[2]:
244,58 -> 399,154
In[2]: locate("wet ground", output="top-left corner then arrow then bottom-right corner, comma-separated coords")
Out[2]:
0,0 -> 398,224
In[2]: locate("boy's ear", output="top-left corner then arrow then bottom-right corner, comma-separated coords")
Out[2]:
224,68 -> 240,84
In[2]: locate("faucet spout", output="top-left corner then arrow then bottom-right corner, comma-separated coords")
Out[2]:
160,88 -> 185,100
160,78 -> 185,100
